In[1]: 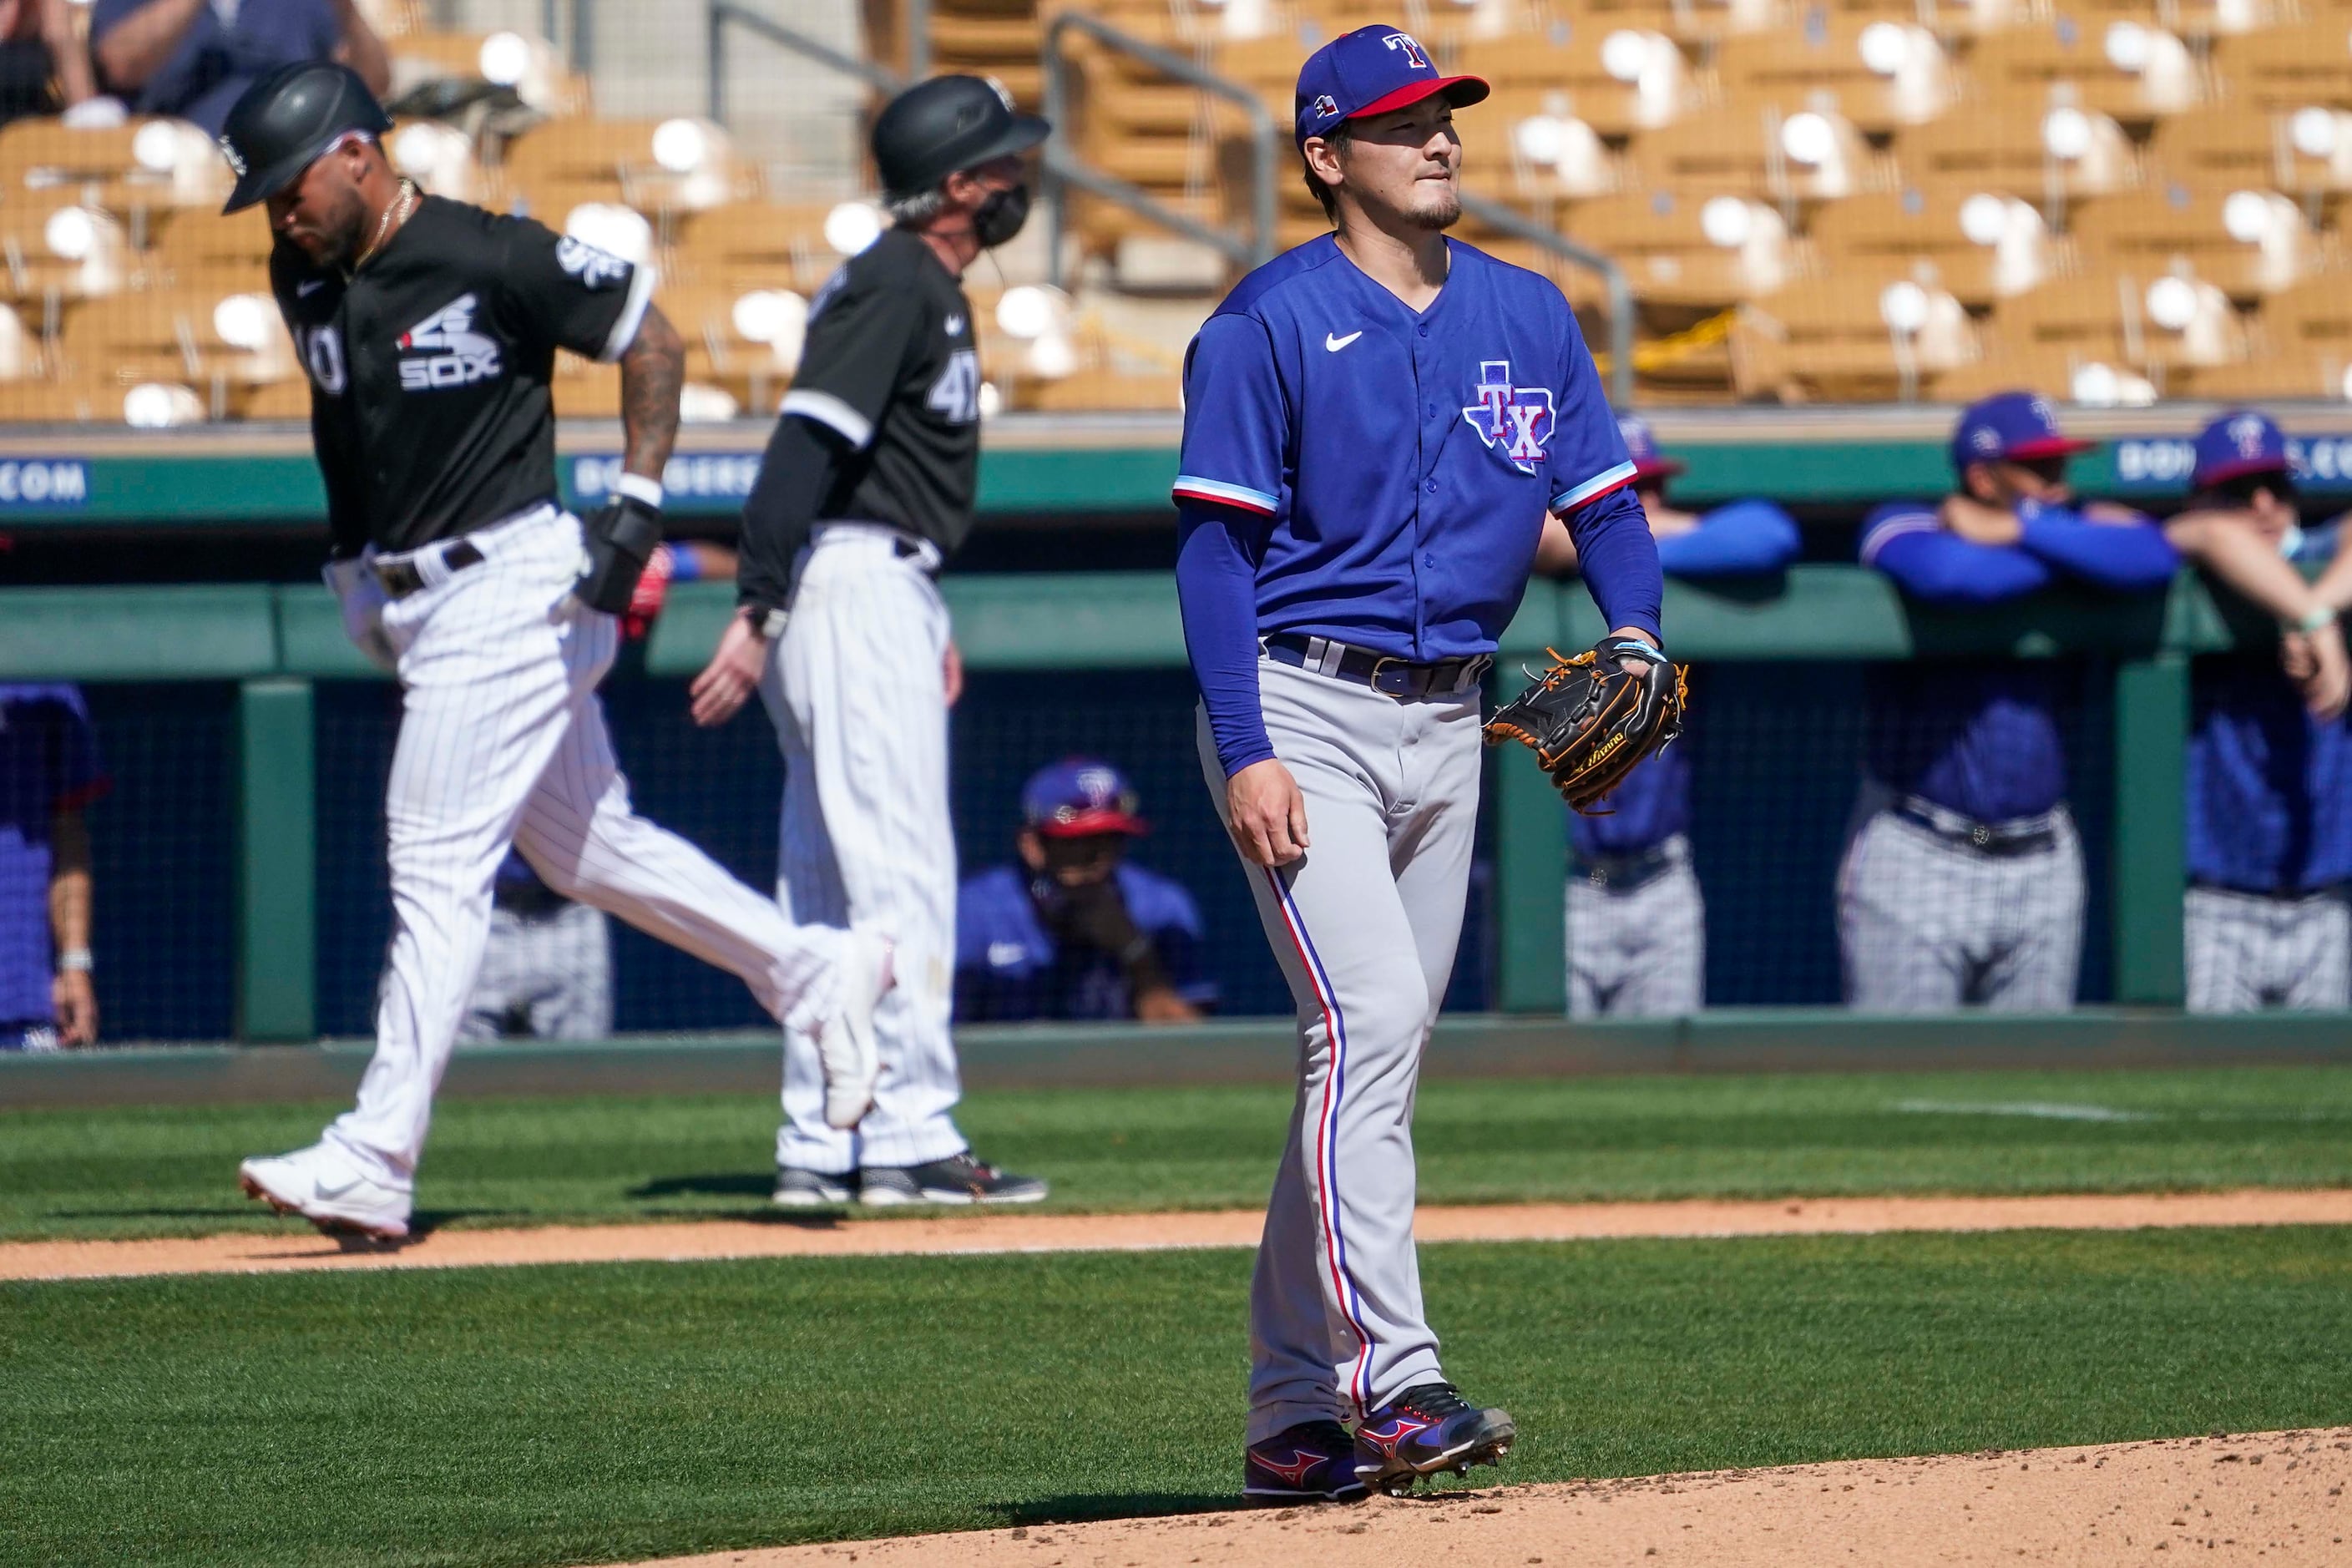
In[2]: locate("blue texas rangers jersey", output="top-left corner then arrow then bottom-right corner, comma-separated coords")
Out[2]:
1173,234 -> 1646,661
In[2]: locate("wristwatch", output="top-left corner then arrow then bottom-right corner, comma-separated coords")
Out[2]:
740,604 -> 788,640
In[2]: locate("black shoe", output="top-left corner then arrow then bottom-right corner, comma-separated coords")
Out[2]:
1353,1382 -> 1515,1492
857,1152 -> 1049,1205
1245,1419 -> 1367,1503
772,1166 -> 855,1206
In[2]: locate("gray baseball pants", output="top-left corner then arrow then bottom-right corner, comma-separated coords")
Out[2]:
458,899 -> 613,1043
1836,798 -> 2083,1011
2186,886 -> 2351,1012
1566,834 -> 1706,1018
1200,655 -> 1483,1444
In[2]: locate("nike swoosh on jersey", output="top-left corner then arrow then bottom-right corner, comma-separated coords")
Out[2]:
297,280 -> 326,297
1325,331 -> 1363,352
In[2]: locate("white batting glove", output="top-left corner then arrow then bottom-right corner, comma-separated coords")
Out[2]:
324,557 -> 398,674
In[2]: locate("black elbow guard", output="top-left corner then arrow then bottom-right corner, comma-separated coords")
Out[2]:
576,495 -> 663,614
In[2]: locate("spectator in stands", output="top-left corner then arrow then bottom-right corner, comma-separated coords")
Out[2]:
91,0 -> 388,135
0,684 -> 104,1050
1535,415 -> 1799,1016
0,0 -> 102,126
1846,392 -> 2177,1011
452,539 -> 735,1042
2164,411 -> 2352,1012
954,759 -> 1217,1024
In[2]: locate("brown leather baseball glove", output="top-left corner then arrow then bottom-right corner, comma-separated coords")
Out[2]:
1484,637 -> 1689,813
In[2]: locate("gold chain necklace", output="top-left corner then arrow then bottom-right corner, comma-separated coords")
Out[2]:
348,179 -> 418,276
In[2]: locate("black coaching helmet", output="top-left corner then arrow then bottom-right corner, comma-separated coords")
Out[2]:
217,61 -> 392,215
870,74 -> 1049,200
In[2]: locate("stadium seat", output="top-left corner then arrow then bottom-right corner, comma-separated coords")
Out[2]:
1729,271 -> 1980,402
388,30 -> 583,116
1960,18 -> 2203,124
1631,100 -> 1876,201
2208,21 -> 2352,112
1806,186 -> 2052,306
1482,93 -> 1622,199
1452,31 -> 1697,138
1992,267 -> 2249,382
1714,19 -> 1956,135
1895,95 -> 2136,202
672,201 -> 856,296
0,117 -> 230,215
2066,182 -> 2318,300
2149,104 -> 2352,198
499,117 -> 742,219
1565,190 -> 1794,306
0,204 -> 133,302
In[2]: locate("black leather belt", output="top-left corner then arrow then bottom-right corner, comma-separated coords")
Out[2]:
1573,842 -> 1682,892
1894,796 -> 2060,857
2191,878 -> 2349,902
1265,634 -> 1490,699
373,539 -> 483,599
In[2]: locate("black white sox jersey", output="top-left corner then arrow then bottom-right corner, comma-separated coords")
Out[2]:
781,227 -> 982,552
271,195 -> 653,556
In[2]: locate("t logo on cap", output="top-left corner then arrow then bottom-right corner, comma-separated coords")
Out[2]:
1383,33 -> 1429,70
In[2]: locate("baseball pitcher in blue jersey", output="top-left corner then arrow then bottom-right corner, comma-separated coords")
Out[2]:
1174,25 -> 1665,1502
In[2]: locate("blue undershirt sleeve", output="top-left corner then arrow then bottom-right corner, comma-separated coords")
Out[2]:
1561,483 -> 1664,642
1176,500 -> 1276,777
1860,503 -> 2052,604
1655,498 -> 1803,577
2016,503 -> 2181,594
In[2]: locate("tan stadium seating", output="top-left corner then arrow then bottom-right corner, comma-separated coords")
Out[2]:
1894,95 -> 2137,201
388,31 -> 584,116
2066,183 -> 2319,300
1730,272 -> 1980,402
1564,190 -> 1796,306
2149,104 -> 2352,198
671,202 -> 852,296
2208,22 -> 2352,112
1630,99 -> 1877,202
1806,187 -> 2054,306
1992,267 -> 2250,382
1960,19 -> 2203,124
1715,20 -> 1957,136
1452,32 -> 1697,138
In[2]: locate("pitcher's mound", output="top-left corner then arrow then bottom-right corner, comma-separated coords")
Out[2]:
618,1428 -> 2352,1567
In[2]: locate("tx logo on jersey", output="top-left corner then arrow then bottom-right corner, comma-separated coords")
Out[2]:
1383,33 -> 1429,69
1461,359 -> 1555,474
397,294 -> 502,392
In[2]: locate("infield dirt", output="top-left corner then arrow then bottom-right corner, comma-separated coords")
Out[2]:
619,1429 -> 2352,1568
6,1186 -> 2352,1281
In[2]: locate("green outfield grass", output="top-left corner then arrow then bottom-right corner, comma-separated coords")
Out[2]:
4,1227 -> 2349,1567
4,1064 -> 2352,1242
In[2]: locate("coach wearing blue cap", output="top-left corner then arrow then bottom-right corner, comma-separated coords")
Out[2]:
2164,411 -> 2352,1010
953,759 -> 1216,1024
1538,416 -> 1799,1015
1846,392 -> 2178,1011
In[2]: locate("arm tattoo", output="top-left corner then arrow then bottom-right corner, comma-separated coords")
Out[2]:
618,301 -> 685,483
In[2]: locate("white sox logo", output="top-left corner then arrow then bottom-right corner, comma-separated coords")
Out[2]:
397,294 -> 502,392
1461,360 -> 1555,474
554,235 -> 630,289
1383,33 -> 1429,69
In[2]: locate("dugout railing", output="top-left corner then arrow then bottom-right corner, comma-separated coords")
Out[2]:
0,564 -> 2290,1041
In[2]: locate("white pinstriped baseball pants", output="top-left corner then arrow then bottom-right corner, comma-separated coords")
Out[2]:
761,527 -> 969,1174
1566,835 -> 1706,1018
1201,656 -> 1482,1444
324,506 -> 847,1187
2185,886 -> 2352,1012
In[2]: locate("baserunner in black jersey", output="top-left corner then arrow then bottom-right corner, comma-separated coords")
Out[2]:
227,61 -> 891,1243
689,74 -> 1050,1208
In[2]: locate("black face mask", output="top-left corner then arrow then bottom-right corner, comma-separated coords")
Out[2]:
972,181 -> 1031,248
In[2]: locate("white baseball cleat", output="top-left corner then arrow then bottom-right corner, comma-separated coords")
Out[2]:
238,1141 -> 411,1242
818,928 -> 893,1130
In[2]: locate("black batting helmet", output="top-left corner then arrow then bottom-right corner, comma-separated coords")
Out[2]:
870,74 -> 1049,200
217,61 -> 392,215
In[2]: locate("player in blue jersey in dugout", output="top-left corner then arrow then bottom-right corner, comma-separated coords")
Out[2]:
1171,23 -> 1667,1499
1534,415 -> 1800,1015
1849,392 -> 2179,1011
2160,411 -> 2352,1010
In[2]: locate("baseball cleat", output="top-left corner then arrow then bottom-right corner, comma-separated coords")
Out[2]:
1244,1419 -> 1368,1504
237,1141 -> 410,1241
1353,1382 -> 1515,1492
817,928 -> 893,1130
772,1166 -> 856,1206
857,1151 -> 1049,1205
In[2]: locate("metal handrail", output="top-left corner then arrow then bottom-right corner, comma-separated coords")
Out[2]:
706,0 -> 917,123
1457,192 -> 1636,410
1040,12 -> 1278,289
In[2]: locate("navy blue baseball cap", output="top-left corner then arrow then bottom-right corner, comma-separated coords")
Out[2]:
1618,415 -> 1686,482
1022,758 -> 1148,837
1293,25 -> 1490,149
2191,410 -> 2294,492
1949,391 -> 2097,473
